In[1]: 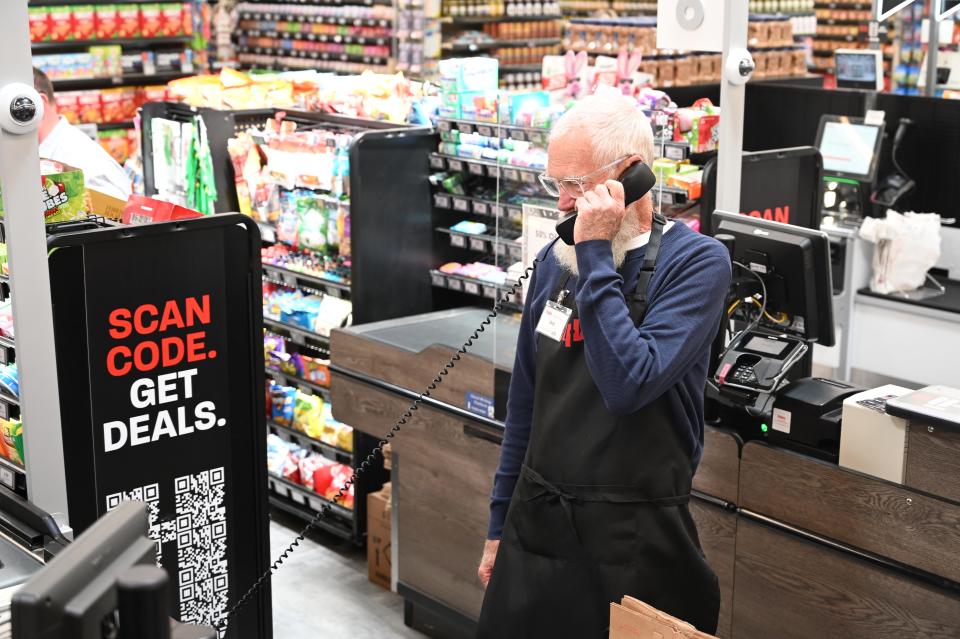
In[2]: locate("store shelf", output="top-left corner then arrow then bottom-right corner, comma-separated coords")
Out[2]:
238,11 -> 393,28
263,317 -> 331,354
269,474 -> 354,517
436,227 -> 524,260
814,1 -> 873,7
430,153 -> 543,184
0,455 -> 26,498
437,117 -> 550,145
235,44 -> 390,66
267,419 -> 353,464
432,191 -> 526,223
52,71 -> 193,91
0,390 -> 20,422
239,29 -> 390,46
441,14 -> 563,24
0,335 -> 15,367
442,37 -> 561,52
499,63 -> 543,73
31,36 -> 191,52
30,0 -> 161,4
262,262 -> 351,297
267,368 -> 333,400
429,268 -> 511,300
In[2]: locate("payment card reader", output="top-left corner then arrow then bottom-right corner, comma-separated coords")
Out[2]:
714,330 -> 808,394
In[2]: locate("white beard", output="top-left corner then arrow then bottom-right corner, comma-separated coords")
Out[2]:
552,215 -> 642,276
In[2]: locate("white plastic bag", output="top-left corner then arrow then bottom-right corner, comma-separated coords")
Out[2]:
859,211 -> 941,294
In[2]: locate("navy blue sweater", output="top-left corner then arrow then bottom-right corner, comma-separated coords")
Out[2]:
488,222 -> 732,540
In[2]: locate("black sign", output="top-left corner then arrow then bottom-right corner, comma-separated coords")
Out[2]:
49,216 -> 271,638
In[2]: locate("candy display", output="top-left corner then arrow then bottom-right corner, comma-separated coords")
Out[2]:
0,419 -> 23,467
441,0 -> 562,18
29,3 -> 193,43
262,244 -> 351,287
673,99 -> 721,154
264,287 -> 354,337
265,335 -> 333,388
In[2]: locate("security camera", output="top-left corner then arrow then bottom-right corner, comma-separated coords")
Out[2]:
0,83 -> 44,135
724,48 -> 755,86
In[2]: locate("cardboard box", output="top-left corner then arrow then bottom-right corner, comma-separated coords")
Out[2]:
160,3 -> 183,37
116,4 -> 141,38
29,7 -> 51,42
77,91 -> 102,124
87,187 -> 127,220
48,7 -> 74,41
140,4 -> 164,39
122,195 -> 203,224
367,486 -> 392,590
95,5 -> 120,40
73,5 -> 97,40
609,596 -> 718,639
382,443 -> 392,471
39,159 -> 89,224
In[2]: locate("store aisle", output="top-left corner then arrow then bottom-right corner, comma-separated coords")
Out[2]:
269,513 -> 427,639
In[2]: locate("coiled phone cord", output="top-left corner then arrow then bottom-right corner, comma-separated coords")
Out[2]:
216,244 -> 555,636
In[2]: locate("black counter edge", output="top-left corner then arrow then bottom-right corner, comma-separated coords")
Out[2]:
738,508 -> 960,594
398,581 -> 477,638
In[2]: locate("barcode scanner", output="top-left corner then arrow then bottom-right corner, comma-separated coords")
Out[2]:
555,161 -> 657,245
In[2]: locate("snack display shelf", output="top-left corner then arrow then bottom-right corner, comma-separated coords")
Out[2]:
95,120 -> 136,130
238,11 -> 393,28
235,44 -> 390,66
263,317 -> 331,354
262,262 -> 351,297
441,15 -> 564,24
437,117 -> 550,145
430,153 -> 542,184
240,29 -> 390,46
499,63 -> 543,73
432,191 -> 526,224
267,369 -> 333,402
429,269 -> 512,300
31,36 -> 192,52
237,56 -> 392,74
267,476 -> 354,538
30,0 -> 164,4
0,455 -> 26,499
818,18 -> 873,25
436,227 -> 524,261
52,71 -> 193,91
814,1 -> 873,7
814,33 -> 889,42
245,0 -> 393,7
267,419 -> 353,465
442,37 -> 561,52
651,184 -> 692,208
0,392 -> 20,423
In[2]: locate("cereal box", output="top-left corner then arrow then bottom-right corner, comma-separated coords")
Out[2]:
55,92 -> 82,124
48,7 -> 74,42
73,5 -> 97,40
160,3 -> 183,37
29,7 -> 51,42
77,92 -> 103,124
100,89 -> 124,123
140,4 -> 163,38
116,4 -> 141,38
95,4 -> 120,40
182,2 -> 193,35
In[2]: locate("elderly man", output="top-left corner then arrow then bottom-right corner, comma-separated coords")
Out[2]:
475,94 -> 731,638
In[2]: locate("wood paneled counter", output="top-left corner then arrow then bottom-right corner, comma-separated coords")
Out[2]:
330,310 -> 960,639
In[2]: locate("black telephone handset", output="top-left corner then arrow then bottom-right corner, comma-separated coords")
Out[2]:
555,161 -> 658,245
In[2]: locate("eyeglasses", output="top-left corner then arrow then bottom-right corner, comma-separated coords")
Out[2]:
538,156 -> 632,199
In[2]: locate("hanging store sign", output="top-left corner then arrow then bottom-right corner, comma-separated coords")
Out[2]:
878,0 -> 960,22
47,215 -> 272,639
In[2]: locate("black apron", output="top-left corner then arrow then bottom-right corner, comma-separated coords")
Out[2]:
477,216 -> 720,638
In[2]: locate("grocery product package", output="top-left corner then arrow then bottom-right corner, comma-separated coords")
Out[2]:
367,485 -> 392,589
609,596 -> 717,639
121,195 -> 203,224
33,159 -> 90,223
673,99 -> 721,154
859,211 -> 942,295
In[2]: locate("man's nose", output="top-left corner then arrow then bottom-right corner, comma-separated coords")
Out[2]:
558,191 -> 575,212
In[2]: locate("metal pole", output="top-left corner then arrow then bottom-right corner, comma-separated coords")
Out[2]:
0,2 -> 70,525
924,4 -> 940,97
716,0 -> 750,213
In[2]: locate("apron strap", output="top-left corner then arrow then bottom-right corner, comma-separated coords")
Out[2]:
629,213 -> 668,324
522,465 -> 689,506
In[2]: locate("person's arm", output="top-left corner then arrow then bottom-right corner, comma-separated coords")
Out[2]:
485,262 -> 542,540
574,240 -> 730,415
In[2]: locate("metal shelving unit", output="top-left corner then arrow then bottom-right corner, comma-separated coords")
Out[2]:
51,71 -> 193,91
32,36 -> 192,52
267,419 -> 352,465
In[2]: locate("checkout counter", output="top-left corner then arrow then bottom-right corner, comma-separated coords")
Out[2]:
330,308 -> 960,639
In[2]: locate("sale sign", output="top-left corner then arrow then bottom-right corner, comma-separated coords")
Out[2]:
48,217 -> 271,638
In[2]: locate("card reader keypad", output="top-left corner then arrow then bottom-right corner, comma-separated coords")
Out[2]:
732,364 -> 758,384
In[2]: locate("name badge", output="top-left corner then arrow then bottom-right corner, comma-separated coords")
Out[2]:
536,301 -> 573,342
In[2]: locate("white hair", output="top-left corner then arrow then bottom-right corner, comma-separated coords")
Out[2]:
549,93 -> 655,166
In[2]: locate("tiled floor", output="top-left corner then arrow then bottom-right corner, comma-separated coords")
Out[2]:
269,512 -> 427,639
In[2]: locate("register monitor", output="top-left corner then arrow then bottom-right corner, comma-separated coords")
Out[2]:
834,49 -> 883,91
815,115 -> 884,183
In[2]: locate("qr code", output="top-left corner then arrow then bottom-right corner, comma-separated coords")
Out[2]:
106,466 -> 229,629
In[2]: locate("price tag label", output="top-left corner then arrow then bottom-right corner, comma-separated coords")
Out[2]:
469,238 -> 486,252
477,125 -> 493,137
0,402 -> 9,420
447,277 -> 463,291
529,131 -> 546,146
494,242 -> 507,256
665,144 -> 686,161
473,201 -> 488,215
464,281 -> 481,295
503,168 -> 520,182
448,159 -> 464,172
438,120 -> 452,133
327,287 -> 342,299
511,130 -> 526,142
453,198 -> 470,212
509,207 -> 523,223
280,273 -> 297,288
521,171 -> 537,185
482,285 -> 498,299
468,162 -> 486,176
430,156 -> 446,170
460,123 -> 474,134
491,204 -> 505,218
434,194 -> 451,209
655,190 -> 676,206
290,331 -> 307,346
0,468 -> 13,490
450,234 -> 467,248
509,245 -> 525,261
431,273 -> 447,287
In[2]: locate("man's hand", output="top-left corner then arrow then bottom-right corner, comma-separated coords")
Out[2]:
574,179 -> 626,244
478,539 -> 500,588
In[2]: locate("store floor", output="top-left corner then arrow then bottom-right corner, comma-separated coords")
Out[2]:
269,512 -> 427,638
